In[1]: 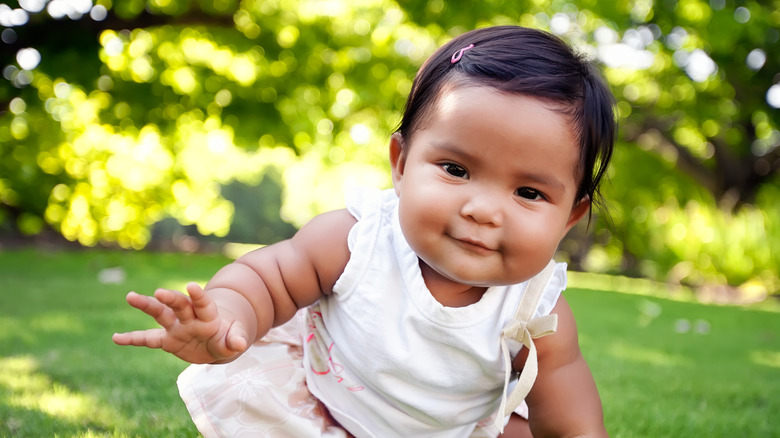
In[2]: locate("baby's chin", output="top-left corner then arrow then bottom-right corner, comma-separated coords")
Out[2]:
425,263 -> 533,289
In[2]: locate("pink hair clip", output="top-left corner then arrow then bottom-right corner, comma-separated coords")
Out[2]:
450,43 -> 474,64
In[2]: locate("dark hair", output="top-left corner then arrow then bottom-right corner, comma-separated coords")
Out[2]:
396,25 -> 615,208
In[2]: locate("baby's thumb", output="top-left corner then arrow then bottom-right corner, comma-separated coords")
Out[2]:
225,321 -> 250,353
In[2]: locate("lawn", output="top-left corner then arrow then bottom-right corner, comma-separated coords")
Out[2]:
0,247 -> 778,437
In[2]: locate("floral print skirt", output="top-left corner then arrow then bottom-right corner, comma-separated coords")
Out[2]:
177,309 -> 502,438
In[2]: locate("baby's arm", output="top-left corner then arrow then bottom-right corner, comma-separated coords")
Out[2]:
112,209 -> 356,364
515,296 -> 608,437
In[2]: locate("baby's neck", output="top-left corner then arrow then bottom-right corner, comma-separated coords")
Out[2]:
419,260 -> 488,307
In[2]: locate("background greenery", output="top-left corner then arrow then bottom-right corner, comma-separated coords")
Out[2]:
2,3 -> 778,435
1,248 -> 778,436
1,3 -> 778,287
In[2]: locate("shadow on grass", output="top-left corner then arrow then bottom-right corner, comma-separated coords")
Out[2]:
0,248 -> 219,437
1,355 -> 121,436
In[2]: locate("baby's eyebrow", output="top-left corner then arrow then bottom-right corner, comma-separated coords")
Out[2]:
519,173 -> 566,193
429,142 -> 475,161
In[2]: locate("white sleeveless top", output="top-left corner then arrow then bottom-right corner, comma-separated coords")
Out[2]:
303,188 -> 567,438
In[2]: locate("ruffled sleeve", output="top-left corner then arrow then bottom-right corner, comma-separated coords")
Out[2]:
332,187 -> 395,299
532,261 -> 568,318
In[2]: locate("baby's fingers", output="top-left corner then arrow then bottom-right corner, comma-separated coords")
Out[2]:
112,328 -> 167,348
153,288 -> 196,323
185,282 -> 219,323
124,291 -> 177,328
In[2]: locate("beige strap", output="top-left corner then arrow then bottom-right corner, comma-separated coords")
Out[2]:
493,260 -> 559,432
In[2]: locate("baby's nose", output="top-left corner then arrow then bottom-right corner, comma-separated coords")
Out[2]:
460,194 -> 503,226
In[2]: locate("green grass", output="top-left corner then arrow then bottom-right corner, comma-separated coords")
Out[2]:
0,248 -> 226,437
1,247 -> 778,437
568,288 -> 779,437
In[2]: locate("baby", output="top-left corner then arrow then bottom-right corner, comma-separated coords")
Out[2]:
114,25 -> 615,437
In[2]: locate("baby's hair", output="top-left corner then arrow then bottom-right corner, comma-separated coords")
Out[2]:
396,25 -> 616,210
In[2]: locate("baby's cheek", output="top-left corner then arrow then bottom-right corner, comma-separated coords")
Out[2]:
508,221 -> 559,257
516,216 -> 553,242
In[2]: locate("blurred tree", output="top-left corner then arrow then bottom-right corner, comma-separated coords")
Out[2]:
552,0 -> 780,293
0,0 -> 777,293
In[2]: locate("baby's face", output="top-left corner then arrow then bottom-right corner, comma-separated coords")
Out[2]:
392,85 -> 588,288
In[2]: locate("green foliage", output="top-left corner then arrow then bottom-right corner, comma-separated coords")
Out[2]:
0,0 -> 778,292
591,143 -> 779,294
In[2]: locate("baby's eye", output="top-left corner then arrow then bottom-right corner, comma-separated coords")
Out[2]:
515,187 -> 545,201
441,163 -> 468,178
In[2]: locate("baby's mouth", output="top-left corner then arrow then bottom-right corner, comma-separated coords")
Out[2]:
450,235 -> 497,254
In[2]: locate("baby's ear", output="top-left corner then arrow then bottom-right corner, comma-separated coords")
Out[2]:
389,133 -> 407,194
564,196 -> 590,233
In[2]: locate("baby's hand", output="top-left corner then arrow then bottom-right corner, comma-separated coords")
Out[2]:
112,282 -> 250,364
